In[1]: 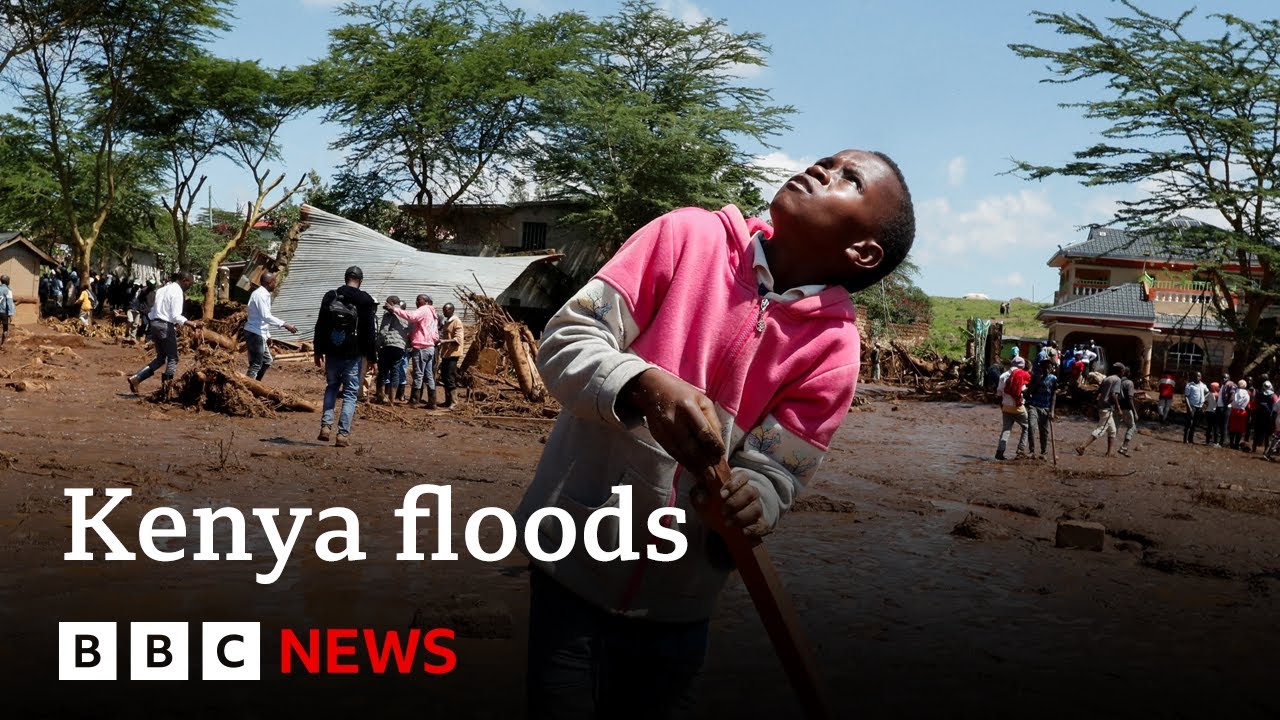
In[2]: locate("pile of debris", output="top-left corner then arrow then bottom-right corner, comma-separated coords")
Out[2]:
150,332 -> 317,417
456,287 -> 558,419
875,340 -> 985,401
41,316 -> 132,341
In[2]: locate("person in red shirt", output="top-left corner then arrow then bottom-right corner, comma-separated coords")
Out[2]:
1157,373 -> 1176,424
995,356 -> 1032,460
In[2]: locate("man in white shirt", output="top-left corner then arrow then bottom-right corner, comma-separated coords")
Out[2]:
1182,371 -> 1209,444
243,272 -> 298,381
127,271 -> 202,394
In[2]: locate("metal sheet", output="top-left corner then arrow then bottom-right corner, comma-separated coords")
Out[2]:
272,205 -> 556,342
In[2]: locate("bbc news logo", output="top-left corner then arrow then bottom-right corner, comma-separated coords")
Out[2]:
58,622 -> 456,680
59,622 -> 260,681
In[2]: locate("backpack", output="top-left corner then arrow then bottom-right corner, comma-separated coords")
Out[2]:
327,290 -> 358,330
326,289 -> 360,350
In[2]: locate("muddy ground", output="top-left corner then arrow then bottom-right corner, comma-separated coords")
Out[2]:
1,324 -> 1278,718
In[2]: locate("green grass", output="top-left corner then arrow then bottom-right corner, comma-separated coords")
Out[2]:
926,297 -> 1048,359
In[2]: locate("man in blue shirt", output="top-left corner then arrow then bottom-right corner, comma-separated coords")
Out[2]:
1026,359 -> 1058,460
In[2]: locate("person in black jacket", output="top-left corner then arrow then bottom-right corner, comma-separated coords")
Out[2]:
313,265 -> 377,447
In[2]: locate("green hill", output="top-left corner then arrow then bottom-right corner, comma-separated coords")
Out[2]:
927,297 -> 1048,359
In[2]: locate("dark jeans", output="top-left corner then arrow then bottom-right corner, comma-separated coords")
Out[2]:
440,356 -> 459,390
1255,411 -> 1273,451
133,320 -> 179,383
243,330 -> 271,381
1206,409 -> 1221,444
378,346 -> 405,387
527,568 -> 708,720
1184,407 -> 1203,443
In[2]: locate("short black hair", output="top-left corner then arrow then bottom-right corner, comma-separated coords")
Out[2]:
844,150 -> 915,292
345,266 -> 363,282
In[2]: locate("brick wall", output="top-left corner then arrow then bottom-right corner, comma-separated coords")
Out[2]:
856,306 -> 931,348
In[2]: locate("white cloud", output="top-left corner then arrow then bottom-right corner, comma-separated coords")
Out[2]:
1003,272 -> 1024,286
915,189 -> 1061,261
750,151 -> 816,206
658,0 -> 707,24
946,156 -> 967,187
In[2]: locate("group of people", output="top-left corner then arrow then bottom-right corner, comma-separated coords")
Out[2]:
38,266 -> 159,327
310,266 -> 465,447
122,265 -> 467,449
994,338 -> 1280,461
1157,371 -> 1279,455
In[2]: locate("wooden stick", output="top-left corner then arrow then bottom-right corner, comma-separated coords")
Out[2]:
1049,390 -> 1058,467
700,461 -> 833,720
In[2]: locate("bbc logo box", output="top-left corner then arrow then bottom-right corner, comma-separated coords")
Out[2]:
58,622 -> 260,681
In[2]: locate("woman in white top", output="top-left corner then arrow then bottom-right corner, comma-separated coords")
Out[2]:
1228,379 -> 1251,449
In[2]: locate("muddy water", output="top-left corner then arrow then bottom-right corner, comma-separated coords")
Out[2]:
1,332 -> 1278,717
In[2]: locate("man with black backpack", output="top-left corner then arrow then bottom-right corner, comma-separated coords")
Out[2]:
313,266 -> 377,447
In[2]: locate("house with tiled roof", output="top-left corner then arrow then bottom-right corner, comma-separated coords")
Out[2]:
1038,217 -> 1252,384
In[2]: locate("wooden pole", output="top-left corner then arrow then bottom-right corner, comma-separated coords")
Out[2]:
699,461 -> 834,720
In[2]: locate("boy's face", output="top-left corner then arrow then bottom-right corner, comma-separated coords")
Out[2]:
769,149 -> 902,282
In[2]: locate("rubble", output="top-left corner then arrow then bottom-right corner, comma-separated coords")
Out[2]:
455,287 -> 559,419
158,339 -> 317,417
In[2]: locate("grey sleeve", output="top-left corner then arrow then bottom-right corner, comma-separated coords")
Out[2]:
536,279 -> 655,429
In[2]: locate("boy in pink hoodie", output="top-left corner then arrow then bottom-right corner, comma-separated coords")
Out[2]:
517,149 -> 915,717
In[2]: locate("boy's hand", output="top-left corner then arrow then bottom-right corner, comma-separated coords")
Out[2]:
621,368 -> 724,471
691,472 -> 768,538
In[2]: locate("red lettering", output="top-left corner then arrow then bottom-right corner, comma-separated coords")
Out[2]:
422,628 -> 456,675
326,628 -> 359,674
280,629 -> 320,674
364,629 -> 420,674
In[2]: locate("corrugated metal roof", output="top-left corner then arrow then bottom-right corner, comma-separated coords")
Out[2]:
271,205 -> 557,343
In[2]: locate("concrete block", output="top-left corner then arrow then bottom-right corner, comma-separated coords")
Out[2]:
1056,520 -> 1105,551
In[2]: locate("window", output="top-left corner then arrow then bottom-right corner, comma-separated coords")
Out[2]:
521,222 -> 548,251
1163,341 -> 1205,370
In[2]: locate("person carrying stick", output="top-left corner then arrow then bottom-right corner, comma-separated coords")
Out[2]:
513,149 -> 915,717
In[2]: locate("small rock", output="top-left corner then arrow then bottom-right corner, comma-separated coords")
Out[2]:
1218,482 -> 1244,492
1056,519 -> 1105,551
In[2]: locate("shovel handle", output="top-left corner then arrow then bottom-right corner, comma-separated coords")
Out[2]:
699,461 -> 834,720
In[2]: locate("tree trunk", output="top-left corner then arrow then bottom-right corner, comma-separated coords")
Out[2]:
193,370 -> 318,412
202,239 -> 235,320
197,327 -> 240,352
502,321 -> 545,402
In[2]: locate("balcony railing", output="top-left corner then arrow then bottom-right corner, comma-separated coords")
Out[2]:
1071,279 -> 1109,296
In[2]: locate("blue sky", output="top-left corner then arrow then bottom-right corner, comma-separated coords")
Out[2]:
75,1 -> 1280,299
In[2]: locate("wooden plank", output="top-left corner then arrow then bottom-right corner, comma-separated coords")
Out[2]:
699,460 -> 834,720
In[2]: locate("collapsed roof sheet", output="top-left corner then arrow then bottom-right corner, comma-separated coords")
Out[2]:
271,205 -> 557,342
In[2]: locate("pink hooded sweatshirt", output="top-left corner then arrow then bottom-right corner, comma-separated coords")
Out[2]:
515,205 -> 860,622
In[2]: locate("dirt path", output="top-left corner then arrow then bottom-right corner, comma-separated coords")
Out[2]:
1,326 -> 1277,718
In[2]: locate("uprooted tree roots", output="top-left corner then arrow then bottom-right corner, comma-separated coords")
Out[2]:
149,340 -> 317,417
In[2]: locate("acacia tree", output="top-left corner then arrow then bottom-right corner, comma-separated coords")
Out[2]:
309,0 -> 588,246
1010,3 -> 1280,373
4,0 -> 228,285
527,0 -> 793,258
200,64 -> 308,319
135,53 -> 251,271
0,0 -> 94,76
